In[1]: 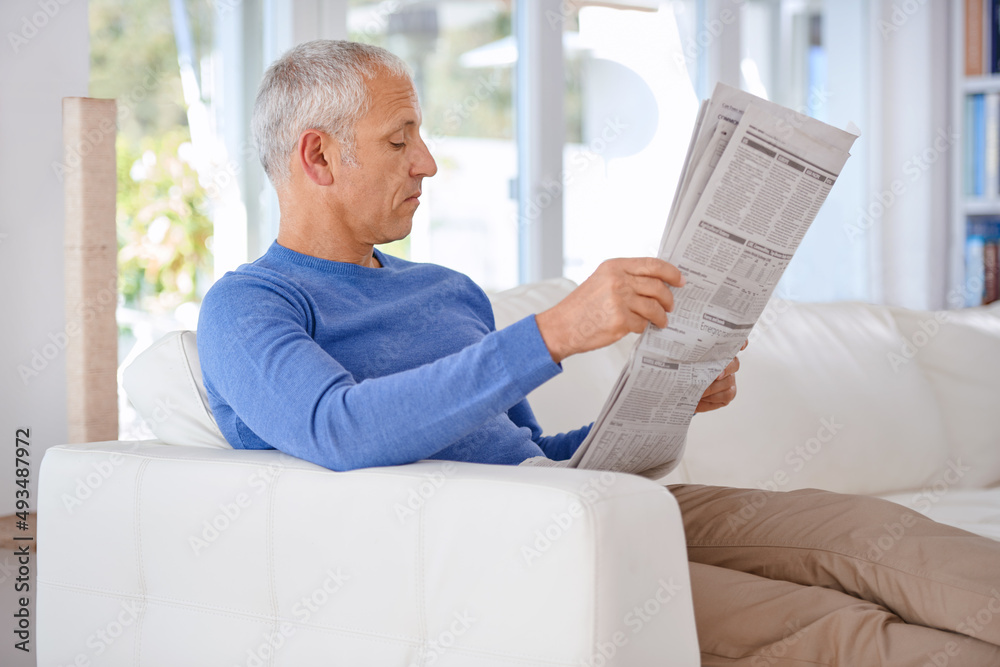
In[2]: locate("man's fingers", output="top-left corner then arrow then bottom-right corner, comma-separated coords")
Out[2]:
702,374 -> 736,398
623,257 -> 685,288
627,295 -> 668,330
629,274 -> 675,313
624,311 -> 654,334
716,356 -> 740,380
698,386 -> 737,411
694,387 -> 736,412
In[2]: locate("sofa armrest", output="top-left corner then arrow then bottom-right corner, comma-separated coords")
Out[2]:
38,441 -> 698,667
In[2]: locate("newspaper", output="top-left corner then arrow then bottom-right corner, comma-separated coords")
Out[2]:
521,83 -> 860,479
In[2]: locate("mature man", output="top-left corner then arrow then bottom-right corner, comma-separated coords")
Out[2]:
198,40 -> 1000,666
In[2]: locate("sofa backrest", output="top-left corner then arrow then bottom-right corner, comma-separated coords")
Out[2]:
680,300 -> 1000,495
123,278 -> 1000,496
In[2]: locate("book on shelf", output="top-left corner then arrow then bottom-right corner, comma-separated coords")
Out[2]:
967,93 -> 987,196
968,0 -> 985,76
987,230 -> 999,304
988,94 -> 999,198
966,218 -> 1000,306
994,0 -> 1000,74
964,0 -> 1000,75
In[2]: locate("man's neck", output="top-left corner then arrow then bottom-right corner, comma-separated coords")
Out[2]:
276,227 -> 381,268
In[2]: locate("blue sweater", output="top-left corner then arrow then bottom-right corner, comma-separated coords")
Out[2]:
197,241 -> 592,471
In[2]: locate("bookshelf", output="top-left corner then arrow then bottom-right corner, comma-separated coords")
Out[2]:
953,0 -> 1000,306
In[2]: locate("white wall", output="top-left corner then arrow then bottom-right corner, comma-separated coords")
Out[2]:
1,3 -> 88,663
873,0 -> 951,309
1,0 -> 89,506
1,5 -> 90,650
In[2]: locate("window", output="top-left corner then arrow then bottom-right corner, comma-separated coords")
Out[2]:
91,0 -> 218,438
739,0 -> 871,302
349,0 -> 519,292
559,3 -> 701,285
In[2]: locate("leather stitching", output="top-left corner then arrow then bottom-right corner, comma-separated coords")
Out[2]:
133,459 -> 151,666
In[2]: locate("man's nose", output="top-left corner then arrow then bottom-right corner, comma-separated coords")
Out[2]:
412,135 -> 438,178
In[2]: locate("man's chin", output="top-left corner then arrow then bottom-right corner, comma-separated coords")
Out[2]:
376,218 -> 413,245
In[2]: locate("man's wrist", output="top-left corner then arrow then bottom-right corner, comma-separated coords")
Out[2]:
535,309 -> 569,365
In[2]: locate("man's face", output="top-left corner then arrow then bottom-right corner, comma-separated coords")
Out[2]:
331,72 -> 437,247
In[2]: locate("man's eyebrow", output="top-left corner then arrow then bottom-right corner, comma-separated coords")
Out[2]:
385,119 -> 418,135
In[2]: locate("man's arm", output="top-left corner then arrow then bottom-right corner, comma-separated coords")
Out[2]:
198,273 -> 561,471
535,258 -> 684,363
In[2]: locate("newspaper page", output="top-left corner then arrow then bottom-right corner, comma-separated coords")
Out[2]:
522,84 -> 859,479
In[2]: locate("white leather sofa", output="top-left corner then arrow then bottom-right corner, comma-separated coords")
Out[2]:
37,278 -> 1000,666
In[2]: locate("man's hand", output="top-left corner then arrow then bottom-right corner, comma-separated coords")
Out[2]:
535,258 -> 685,364
695,339 -> 748,413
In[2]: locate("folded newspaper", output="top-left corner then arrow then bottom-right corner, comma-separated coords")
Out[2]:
521,83 -> 860,479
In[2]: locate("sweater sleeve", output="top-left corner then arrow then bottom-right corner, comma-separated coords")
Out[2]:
505,400 -> 593,461
197,273 -> 562,471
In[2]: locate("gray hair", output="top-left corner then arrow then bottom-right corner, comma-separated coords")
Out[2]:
251,40 -> 412,186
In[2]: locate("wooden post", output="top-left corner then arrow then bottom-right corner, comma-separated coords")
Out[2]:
62,98 -> 119,443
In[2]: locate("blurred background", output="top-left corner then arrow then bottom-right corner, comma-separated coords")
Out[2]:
0,0 -> 961,436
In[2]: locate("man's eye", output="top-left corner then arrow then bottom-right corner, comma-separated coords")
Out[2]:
390,141 -> 405,149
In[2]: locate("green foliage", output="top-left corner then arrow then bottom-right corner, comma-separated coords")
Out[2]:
116,129 -> 213,313
91,0 -> 215,313
90,0 -> 183,144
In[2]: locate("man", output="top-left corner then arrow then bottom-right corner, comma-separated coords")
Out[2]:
198,40 -> 1000,665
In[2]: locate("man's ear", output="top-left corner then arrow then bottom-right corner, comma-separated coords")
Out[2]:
297,129 -> 337,186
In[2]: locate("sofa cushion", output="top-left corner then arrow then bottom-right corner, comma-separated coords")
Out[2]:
879,487 -> 1000,541
888,305 -> 1000,488
122,330 -> 230,448
488,277 -> 638,435
681,300 -> 951,497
